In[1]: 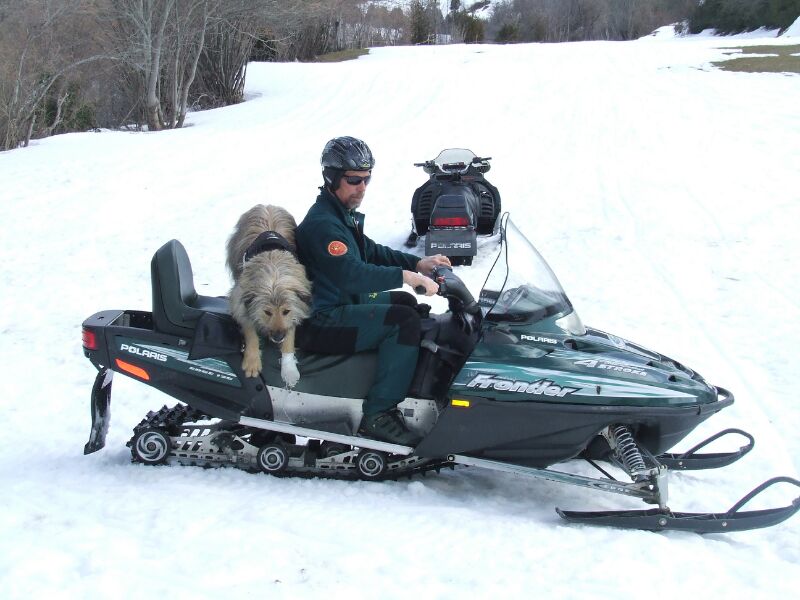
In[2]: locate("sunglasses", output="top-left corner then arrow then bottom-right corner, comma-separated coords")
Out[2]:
343,174 -> 371,186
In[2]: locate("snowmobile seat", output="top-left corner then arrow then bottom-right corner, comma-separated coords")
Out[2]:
151,239 -> 230,337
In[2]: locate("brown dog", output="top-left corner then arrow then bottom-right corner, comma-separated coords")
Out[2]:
226,204 -> 311,386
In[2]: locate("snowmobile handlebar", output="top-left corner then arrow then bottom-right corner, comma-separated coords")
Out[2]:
414,266 -> 480,315
414,156 -> 492,175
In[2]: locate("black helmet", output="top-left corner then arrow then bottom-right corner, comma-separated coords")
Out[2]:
321,136 -> 374,190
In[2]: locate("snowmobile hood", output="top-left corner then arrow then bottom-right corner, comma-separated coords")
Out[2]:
465,216 -> 715,408
462,324 -> 716,407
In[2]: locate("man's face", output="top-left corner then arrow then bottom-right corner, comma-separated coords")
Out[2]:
334,170 -> 371,210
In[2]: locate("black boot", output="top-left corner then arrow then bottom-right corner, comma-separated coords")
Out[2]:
360,410 -> 421,446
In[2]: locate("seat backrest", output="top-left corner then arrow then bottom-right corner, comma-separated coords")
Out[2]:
151,240 -> 229,336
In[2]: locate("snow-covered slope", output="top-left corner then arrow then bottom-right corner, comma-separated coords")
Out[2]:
783,15 -> 800,37
1,37 -> 799,597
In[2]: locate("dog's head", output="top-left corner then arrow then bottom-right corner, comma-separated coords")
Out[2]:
234,257 -> 312,344
245,289 -> 310,343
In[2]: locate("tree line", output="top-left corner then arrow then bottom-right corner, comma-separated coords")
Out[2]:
689,0 -> 799,35
2,0 -> 797,151
485,0 -> 699,42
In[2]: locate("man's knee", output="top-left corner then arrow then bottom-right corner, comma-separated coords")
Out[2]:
388,291 -> 418,308
383,305 -> 421,347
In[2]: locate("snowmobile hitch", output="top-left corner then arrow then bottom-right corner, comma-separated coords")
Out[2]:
655,428 -> 754,471
84,368 -> 113,455
557,476 -> 800,534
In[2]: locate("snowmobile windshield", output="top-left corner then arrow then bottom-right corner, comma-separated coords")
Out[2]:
433,149 -> 477,174
479,216 -> 586,334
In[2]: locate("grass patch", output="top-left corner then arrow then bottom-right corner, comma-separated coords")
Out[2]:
313,48 -> 369,63
713,44 -> 800,74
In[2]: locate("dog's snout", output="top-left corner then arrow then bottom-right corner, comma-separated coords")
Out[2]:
269,332 -> 286,344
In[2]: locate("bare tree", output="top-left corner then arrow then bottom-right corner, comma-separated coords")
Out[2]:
192,15 -> 256,108
0,0 -> 106,150
104,0 -> 219,130
2,0 -> 403,148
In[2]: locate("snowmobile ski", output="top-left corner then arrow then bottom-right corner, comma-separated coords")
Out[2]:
557,476 -> 800,533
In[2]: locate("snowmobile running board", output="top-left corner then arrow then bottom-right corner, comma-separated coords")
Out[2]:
238,416 -> 415,456
449,454 -> 800,533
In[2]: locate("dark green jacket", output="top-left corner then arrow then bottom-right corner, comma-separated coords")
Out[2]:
297,188 -> 420,313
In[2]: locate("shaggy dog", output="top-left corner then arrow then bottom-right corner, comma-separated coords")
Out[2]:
226,204 -> 311,387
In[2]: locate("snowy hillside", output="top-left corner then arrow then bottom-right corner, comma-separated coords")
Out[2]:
1,35 -> 799,597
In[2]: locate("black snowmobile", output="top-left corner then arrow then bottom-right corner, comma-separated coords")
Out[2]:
405,148 -> 501,265
81,216 -> 799,533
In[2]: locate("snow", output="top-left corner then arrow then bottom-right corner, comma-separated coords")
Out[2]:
2,36 -> 800,597
652,19 -> 800,40
649,24 -> 682,39
691,26 -> 783,39
784,15 -> 800,37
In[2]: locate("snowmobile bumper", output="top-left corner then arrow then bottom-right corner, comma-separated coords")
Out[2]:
655,426 -> 754,471
557,476 -> 800,534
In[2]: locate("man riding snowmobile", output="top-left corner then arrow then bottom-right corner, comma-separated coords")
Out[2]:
80,148 -> 800,534
295,136 -> 451,445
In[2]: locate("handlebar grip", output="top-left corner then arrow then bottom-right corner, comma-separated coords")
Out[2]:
414,285 -> 427,295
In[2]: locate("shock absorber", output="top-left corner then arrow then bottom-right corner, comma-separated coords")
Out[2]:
606,425 -> 649,482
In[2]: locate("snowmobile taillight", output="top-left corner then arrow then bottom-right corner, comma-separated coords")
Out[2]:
82,327 -> 98,350
432,217 -> 469,227
115,358 -> 150,381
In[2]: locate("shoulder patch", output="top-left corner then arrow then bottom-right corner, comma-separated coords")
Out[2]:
328,240 -> 348,256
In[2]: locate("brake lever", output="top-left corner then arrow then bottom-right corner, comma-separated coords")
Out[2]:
414,266 -> 450,296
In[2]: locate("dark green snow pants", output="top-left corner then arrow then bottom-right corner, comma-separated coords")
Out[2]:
299,292 -> 421,416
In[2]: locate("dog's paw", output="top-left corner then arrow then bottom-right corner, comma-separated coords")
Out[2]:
242,353 -> 262,378
281,353 -> 300,388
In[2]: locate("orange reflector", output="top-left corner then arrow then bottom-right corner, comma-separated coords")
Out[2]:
115,358 -> 150,381
451,399 -> 471,408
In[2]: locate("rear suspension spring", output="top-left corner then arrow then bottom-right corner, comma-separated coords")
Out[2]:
609,425 -> 648,482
